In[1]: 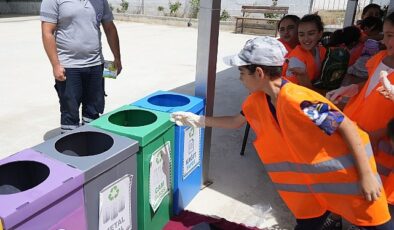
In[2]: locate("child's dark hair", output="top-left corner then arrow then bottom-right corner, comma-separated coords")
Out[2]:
360,16 -> 383,33
387,119 -> 394,141
362,3 -> 383,18
243,65 -> 282,79
328,26 -> 361,47
277,15 -> 300,31
343,26 -> 362,46
326,30 -> 342,47
384,12 -> 394,25
299,14 -> 324,32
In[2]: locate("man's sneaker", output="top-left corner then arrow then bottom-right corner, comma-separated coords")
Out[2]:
321,215 -> 342,230
60,124 -> 79,134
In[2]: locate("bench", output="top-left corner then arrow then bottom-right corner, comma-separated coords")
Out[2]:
235,5 -> 289,36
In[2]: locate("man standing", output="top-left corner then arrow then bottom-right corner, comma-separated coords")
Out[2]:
40,0 -> 122,133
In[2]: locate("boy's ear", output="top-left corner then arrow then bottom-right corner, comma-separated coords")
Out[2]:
255,66 -> 265,78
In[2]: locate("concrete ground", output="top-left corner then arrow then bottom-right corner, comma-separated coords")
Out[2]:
0,16 -> 295,229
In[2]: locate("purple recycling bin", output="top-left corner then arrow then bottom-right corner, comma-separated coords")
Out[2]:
0,149 -> 86,230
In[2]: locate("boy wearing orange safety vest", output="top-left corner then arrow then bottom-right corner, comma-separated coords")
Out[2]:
171,36 -> 393,230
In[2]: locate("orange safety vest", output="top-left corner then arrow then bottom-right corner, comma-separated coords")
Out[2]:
278,38 -> 295,53
348,42 -> 364,66
345,51 -> 394,207
242,82 -> 390,226
344,50 -> 394,133
282,45 -> 326,84
375,139 -> 394,204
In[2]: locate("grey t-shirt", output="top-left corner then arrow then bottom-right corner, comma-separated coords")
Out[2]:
40,0 -> 114,68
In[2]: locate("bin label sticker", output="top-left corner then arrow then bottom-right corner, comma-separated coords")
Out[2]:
99,174 -> 133,230
149,141 -> 171,213
183,127 -> 201,179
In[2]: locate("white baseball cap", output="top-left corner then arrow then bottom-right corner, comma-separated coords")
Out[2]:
224,36 -> 287,67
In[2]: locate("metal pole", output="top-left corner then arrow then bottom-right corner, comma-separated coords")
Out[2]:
141,0 -> 144,14
309,0 -> 315,13
195,0 -> 221,186
343,0 -> 358,27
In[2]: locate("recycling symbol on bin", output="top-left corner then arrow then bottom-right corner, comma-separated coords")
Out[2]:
108,185 -> 119,201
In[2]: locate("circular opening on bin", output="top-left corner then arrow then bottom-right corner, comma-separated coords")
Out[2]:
55,131 -> 114,156
0,161 -> 50,195
148,94 -> 190,107
109,109 -> 157,127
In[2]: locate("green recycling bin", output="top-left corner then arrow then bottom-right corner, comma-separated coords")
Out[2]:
90,105 -> 174,230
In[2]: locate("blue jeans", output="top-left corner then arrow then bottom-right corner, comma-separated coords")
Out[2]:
54,64 -> 104,131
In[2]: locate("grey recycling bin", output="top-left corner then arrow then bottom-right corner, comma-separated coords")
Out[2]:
33,125 -> 139,230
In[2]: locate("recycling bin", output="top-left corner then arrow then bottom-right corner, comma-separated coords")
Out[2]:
90,105 -> 175,230
132,90 -> 205,215
33,125 -> 139,230
0,148 -> 86,230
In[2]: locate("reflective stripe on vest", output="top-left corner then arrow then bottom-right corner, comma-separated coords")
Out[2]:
242,88 -> 391,224
265,144 -> 373,174
274,174 -> 382,195
376,140 -> 394,177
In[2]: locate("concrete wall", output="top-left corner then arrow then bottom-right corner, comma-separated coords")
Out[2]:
0,0 -> 41,14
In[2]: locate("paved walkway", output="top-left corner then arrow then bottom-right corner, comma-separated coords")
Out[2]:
0,16 -> 294,229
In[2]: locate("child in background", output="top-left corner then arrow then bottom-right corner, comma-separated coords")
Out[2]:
360,16 -> 384,41
326,12 -> 394,148
283,14 -> 326,89
327,26 -> 363,66
345,39 -> 381,83
277,15 -> 300,52
356,3 -> 384,25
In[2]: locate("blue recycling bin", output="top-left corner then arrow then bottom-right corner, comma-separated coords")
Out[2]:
132,90 -> 205,215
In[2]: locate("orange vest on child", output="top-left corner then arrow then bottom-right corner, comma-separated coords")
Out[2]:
278,38 -> 295,53
282,45 -> 326,84
242,82 -> 390,226
344,51 -> 394,133
375,138 -> 394,204
345,51 -> 394,207
348,42 -> 365,66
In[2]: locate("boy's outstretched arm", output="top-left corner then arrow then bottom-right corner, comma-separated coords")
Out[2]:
170,112 -> 246,129
337,117 -> 382,202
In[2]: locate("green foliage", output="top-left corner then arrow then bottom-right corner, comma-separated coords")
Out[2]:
169,1 -> 182,16
189,0 -> 200,18
264,0 -> 280,21
220,9 -> 230,21
157,6 -> 165,12
120,0 -> 129,12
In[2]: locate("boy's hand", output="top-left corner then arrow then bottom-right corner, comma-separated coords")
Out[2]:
360,173 -> 382,202
326,84 -> 358,104
170,112 -> 205,128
